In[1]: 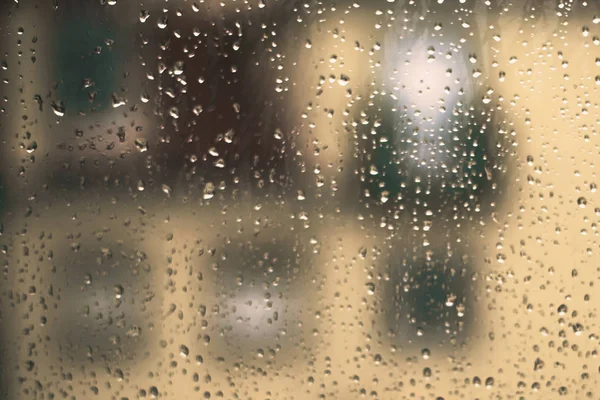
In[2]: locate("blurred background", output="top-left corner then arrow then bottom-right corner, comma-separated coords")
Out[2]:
1,0 -> 600,398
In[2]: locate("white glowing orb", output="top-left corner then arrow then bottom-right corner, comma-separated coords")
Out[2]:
388,43 -> 471,125
383,38 -> 477,175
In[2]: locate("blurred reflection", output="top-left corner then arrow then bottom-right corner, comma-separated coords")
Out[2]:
213,235 -> 313,363
356,11 -> 509,219
0,0 -> 149,194
141,2 -> 300,195
52,242 -> 153,364
55,9 -> 120,112
380,243 -> 476,347
0,197 -> 166,399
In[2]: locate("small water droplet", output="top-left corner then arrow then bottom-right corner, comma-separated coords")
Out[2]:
51,101 -> 65,116
180,344 -> 190,358
203,182 -> 215,199
365,282 -> 375,295
157,15 -> 168,29
139,10 -> 150,23
582,26 -> 590,37
134,138 -> 148,152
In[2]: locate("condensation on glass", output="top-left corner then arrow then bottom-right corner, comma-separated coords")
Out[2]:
1,0 -> 600,399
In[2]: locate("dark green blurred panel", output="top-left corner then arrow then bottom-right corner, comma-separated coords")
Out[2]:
55,19 -> 118,112
382,245 -> 477,346
361,102 -> 494,212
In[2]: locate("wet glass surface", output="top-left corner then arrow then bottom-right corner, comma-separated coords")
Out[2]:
1,0 -> 600,398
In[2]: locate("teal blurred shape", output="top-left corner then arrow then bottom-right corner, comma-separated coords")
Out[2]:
55,19 -> 118,112
358,100 -> 498,214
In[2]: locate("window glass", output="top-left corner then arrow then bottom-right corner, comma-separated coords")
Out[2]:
1,1 -> 600,399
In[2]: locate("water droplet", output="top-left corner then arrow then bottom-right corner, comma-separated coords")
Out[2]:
365,282 -> 375,295
224,129 -> 234,143
114,284 -> 124,299
193,105 -> 203,116
338,74 -> 350,86
203,182 -> 215,199
582,26 -> 590,37
134,138 -> 148,152
157,15 -> 168,29
139,9 -> 150,23
126,325 -> 142,337
180,344 -> 189,358
51,101 -> 65,116
173,61 -> 184,75
111,93 -> 126,108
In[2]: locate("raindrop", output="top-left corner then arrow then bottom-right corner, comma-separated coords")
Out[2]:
139,10 -> 150,23
582,26 -> 589,37
203,182 -> 215,199
157,15 -> 168,29
112,93 -> 126,108
134,138 -> 148,152
557,304 -> 568,315
365,282 -> 375,295
180,345 -> 190,358
51,101 -> 65,116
